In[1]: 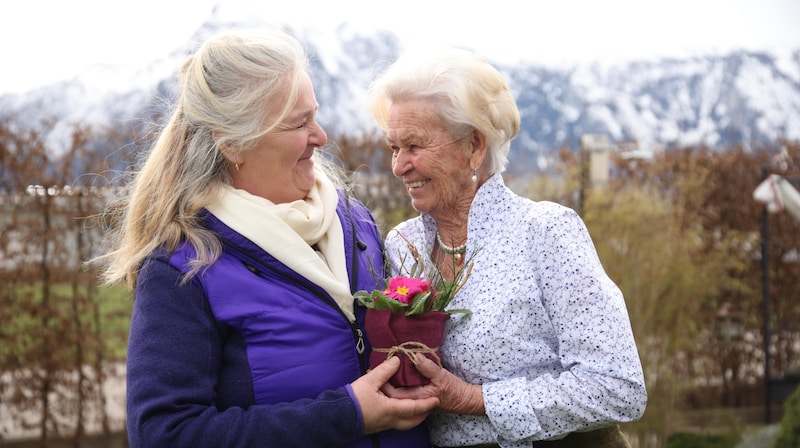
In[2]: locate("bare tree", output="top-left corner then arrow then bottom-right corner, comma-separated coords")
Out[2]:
0,117 -> 131,446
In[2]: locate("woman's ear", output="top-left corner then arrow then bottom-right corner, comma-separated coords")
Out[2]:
213,132 -> 240,165
469,129 -> 488,170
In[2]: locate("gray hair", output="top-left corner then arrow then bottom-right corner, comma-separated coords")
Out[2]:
367,47 -> 520,174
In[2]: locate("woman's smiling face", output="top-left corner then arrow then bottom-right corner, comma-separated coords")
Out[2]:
386,99 -> 477,220
231,72 -> 327,204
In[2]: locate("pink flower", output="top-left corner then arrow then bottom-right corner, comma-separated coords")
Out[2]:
354,231 -> 474,317
382,276 -> 430,304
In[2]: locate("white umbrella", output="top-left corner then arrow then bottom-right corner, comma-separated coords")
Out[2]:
753,174 -> 800,222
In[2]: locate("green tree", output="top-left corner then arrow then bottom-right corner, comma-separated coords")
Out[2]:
774,385 -> 800,448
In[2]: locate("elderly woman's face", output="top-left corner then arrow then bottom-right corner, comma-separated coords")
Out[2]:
386,100 -> 476,218
230,73 -> 327,204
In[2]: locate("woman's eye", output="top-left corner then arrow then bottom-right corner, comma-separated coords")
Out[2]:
389,144 -> 419,155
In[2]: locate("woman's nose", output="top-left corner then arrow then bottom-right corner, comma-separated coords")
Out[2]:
391,150 -> 409,178
310,122 -> 327,147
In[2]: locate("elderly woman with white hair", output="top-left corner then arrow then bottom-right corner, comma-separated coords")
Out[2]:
368,47 -> 647,448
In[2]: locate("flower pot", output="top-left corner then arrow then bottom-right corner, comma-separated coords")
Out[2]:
364,308 -> 450,387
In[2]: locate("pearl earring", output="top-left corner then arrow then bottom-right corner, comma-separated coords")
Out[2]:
471,169 -> 478,183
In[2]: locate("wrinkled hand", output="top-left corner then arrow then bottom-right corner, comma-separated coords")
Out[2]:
384,354 -> 485,416
350,357 -> 439,434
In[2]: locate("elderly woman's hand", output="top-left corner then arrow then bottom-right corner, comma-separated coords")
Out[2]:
384,354 -> 485,416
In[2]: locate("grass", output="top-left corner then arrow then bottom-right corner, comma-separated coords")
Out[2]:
0,281 -> 132,367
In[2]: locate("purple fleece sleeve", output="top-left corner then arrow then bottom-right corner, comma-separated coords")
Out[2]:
345,383 -> 366,434
126,255 -> 363,448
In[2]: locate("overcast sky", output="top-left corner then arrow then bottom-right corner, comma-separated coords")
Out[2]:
1,0 -> 798,95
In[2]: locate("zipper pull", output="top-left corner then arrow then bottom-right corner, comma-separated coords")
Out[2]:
355,328 -> 365,354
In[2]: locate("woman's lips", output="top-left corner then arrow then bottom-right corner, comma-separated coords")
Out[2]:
405,179 -> 428,189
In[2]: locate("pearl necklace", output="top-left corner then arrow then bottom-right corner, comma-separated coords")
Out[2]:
436,232 -> 466,262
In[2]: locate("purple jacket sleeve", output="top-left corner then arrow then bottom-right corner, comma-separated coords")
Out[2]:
126,255 -> 364,448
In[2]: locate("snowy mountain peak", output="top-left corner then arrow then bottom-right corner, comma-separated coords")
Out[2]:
1,15 -> 798,174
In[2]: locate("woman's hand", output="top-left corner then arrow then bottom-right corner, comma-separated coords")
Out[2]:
350,356 -> 439,434
384,354 -> 485,416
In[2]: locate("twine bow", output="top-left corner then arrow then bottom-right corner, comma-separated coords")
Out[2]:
374,342 -> 442,366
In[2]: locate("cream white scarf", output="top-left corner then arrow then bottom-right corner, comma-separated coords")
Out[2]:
205,171 -> 354,320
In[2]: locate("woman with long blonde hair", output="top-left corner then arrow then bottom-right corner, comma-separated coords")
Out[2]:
99,27 -> 435,448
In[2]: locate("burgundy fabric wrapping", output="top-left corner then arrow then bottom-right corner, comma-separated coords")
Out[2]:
365,308 -> 450,387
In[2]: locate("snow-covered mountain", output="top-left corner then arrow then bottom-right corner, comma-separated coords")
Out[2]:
2,13 -> 799,176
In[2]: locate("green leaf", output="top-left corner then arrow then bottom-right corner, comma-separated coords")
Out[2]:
409,260 -> 424,278
431,281 -> 457,310
406,291 -> 432,316
372,292 -> 408,313
445,308 -> 472,317
354,291 -> 376,308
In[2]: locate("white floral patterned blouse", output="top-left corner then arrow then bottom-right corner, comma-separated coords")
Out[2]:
384,173 -> 647,448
